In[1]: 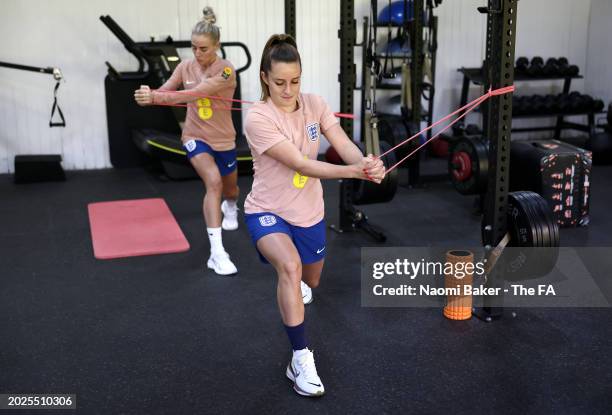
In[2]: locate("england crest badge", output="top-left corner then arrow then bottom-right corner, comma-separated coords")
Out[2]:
306,122 -> 320,142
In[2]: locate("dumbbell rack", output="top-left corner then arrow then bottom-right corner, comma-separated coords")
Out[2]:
456,67 -> 598,139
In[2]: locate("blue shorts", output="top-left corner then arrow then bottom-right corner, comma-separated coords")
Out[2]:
183,139 -> 237,176
244,212 -> 326,265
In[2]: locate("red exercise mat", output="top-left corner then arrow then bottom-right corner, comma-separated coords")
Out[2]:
88,198 -> 190,259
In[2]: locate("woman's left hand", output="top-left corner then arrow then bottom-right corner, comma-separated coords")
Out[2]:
363,155 -> 386,183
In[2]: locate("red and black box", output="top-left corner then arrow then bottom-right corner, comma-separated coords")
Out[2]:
510,139 -> 591,227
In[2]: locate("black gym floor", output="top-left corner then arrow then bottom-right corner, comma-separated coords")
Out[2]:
1,162 -> 611,414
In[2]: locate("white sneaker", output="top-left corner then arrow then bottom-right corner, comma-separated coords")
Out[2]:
301,281 -> 313,305
221,200 -> 239,231
286,348 -> 325,397
207,251 -> 237,275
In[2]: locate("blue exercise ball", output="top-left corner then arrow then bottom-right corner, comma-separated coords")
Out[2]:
378,1 -> 414,25
377,35 -> 412,57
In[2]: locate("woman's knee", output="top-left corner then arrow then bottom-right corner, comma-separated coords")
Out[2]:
204,177 -> 223,195
277,260 -> 302,282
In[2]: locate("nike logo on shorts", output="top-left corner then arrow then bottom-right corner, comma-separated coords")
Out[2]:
227,161 -> 236,168
316,247 -> 325,254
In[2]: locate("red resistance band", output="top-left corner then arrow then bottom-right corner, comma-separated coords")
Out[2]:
151,85 -> 514,172
153,88 -> 355,119
381,85 -> 514,173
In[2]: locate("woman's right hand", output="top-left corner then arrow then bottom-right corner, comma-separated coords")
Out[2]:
134,85 -> 153,106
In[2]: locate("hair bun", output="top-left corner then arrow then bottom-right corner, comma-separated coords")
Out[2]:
202,6 -> 216,24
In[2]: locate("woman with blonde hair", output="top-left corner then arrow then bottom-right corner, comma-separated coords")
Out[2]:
135,7 -> 240,276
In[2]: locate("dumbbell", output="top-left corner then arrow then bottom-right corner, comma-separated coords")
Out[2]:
557,93 -> 570,113
581,95 -> 595,113
542,58 -> 559,76
543,94 -> 559,113
452,123 -> 482,137
527,95 -> 544,114
515,56 -> 529,73
531,94 -> 546,114
557,57 -> 579,77
511,96 -> 519,114
592,99 -> 604,112
568,91 -> 585,113
516,95 -> 536,115
512,96 -> 527,115
527,56 -> 544,77
525,96 -> 539,114
465,124 -> 482,136
581,95 -> 604,113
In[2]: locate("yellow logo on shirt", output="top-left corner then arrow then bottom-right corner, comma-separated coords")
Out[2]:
197,98 -> 213,120
293,155 -> 309,189
222,67 -> 232,80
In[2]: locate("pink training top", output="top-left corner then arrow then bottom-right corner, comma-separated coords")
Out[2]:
244,93 -> 339,227
151,58 -> 237,151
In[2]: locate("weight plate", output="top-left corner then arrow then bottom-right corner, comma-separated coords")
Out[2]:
504,191 -> 559,279
516,191 -> 544,247
449,136 -> 489,195
451,151 -> 472,181
378,116 -> 417,163
507,192 -> 538,247
525,191 -> 558,247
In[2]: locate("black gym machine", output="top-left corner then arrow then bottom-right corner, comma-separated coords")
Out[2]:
0,60 -> 66,183
0,61 -> 66,128
474,0 -> 561,321
100,15 -> 252,179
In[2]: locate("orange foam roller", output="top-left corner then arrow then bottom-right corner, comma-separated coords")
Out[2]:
443,250 -> 474,320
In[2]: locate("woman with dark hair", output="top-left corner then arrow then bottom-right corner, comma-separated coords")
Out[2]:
134,7 -> 239,276
243,34 -> 385,397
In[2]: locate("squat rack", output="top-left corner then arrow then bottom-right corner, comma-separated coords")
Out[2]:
477,0 -> 518,321
284,0 -> 296,39
338,0 -> 521,319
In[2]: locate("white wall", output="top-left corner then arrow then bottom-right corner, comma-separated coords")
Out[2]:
585,0 -> 612,116
0,0 -> 596,173
0,0 -> 285,173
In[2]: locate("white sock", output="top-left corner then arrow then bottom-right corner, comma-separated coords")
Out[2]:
225,199 -> 237,211
207,227 -> 225,255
